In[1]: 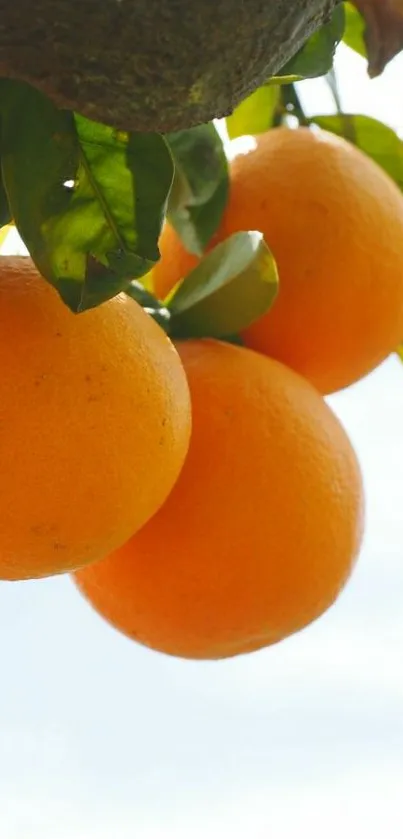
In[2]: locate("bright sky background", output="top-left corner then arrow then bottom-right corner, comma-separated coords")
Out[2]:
1,44 -> 403,839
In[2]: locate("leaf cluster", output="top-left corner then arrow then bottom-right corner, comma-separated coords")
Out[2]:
0,2 -> 401,339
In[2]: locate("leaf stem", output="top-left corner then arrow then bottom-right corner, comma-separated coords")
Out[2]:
281,85 -> 310,127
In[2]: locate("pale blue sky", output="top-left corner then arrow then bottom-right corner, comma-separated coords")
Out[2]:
0,45 -> 403,839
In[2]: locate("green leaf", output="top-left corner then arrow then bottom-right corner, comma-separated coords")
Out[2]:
396,344 -> 403,363
0,172 -> 11,228
276,3 -> 346,81
223,333 -> 245,346
268,74 -> 302,86
310,114 -> 403,189
167,231 -> 278,339
0,80 -> 173,312
226,85 -> 281,140
71,114 -> 174,310
165,124 -> 229,257
342,2 -> 367,58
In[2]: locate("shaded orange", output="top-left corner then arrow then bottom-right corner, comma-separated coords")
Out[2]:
153,127 -> 403,394
0,257 -> 191,581
74,339 -> 364,660
152,222 -> 203,301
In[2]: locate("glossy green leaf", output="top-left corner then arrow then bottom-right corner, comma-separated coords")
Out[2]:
311,113 -> 403,188
0,79 -> 78,301
226,85 -> 281,140
0,80 -> 173,312
276,3 -> 345,81
167,231 -> 278,339
342,2 -> 367,58
165,124 -> 229,257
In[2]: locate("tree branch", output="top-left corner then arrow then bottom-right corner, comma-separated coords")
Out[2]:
0,0 -> 339,132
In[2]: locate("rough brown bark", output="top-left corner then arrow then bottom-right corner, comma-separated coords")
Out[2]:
0,0 -> 339,132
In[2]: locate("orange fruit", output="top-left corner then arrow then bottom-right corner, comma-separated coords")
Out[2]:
152,222 -> 202,302
153,127 -> 403,394
73,339 -> 364,660
0,257 -> 191,581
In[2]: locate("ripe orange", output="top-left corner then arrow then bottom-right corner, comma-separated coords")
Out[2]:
153,127 -> 403,394
152,221 -> 202,302
0,257 -> 191,581
73,339 -> 364,660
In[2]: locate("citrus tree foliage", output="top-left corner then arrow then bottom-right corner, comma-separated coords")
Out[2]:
0,0 -> 402,332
